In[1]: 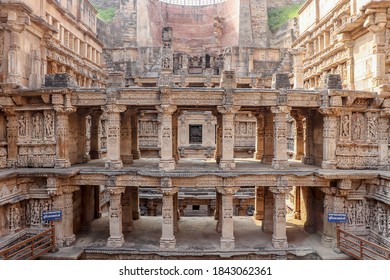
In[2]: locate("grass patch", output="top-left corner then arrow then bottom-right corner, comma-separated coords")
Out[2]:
96,7 -> 116,23
268,3 -> 302,33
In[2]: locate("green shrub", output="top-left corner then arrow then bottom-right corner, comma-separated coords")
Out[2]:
268,4 -> 302,33
96,7 -> 116,23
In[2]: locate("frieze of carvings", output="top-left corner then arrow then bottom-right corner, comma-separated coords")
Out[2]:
17,145 -> 56,168
0,147 -> 7,168
351,112 -> 365,141
26,198 -> 53,227
0,183 -> 21,205
339,113 -> 351,140
7,205 -> 21,231
139,120 -> 158,136
369,201 -> 390,238
171,92 -> 223,106
367,112 -> 379,142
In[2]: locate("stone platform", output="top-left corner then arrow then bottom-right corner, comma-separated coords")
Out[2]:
41,215 -> 350,260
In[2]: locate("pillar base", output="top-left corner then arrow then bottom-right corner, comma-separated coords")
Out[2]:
105,160 -> 123,169
159,159 -> 176,171
64,234 -> 76,247
55,237 -> 65,248
272,235 -> 288,249
132,211 -> 140,220
321,160 -> 337,169
219,160 -> 235,170
254,152 -> 262,160
295,153 -> 303,161
261,155 -> 273,164
107,235 -> 125,247
55,159 -> 71,168
220,238 -> 235,250
132,150 -> 141,160
321,234 -> 333,248
160,238 -> 176,249
121,155 -> 134,164
262,221 -> 273,233
254,212 -> 264,220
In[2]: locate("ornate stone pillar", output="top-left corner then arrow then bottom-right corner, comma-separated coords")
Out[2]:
4,108 -> 17,167
254,113 -> 264,160
7,22 -> 22,85
156,105 -> 177,171
217,186 -> 240,250
216,190 -> 222,232
90,111 -> 102,159
105,105 -> 127,169
291,111 -> 304,161
302,187 -> 316,233
345,40 -> 355,90
120,110 -> 133,164
77,110 -> 89,163
121,187 -> 133,232
54,102 -> 75,168
254,186 -> 264,220
290,48 -> 305,89
270,186 -> 288,249
172,112 -> 179,162
378,116 -> 389,169
262,110 -> 274,164
303,110 -> 314,165
293,187 -> 301,220
320,109 -> 338,169
160,178 -> 178,249
262,188 -> 274,233
130,110 -> 141,160
364,11 -> 387,89
107,186 -> 125,247
173,192 -> 179,233
217,106 -> 240,170
131,186 -> 140,220
63,187 -> 78,246
214,113 -> 223,164
272,106 -> 290,169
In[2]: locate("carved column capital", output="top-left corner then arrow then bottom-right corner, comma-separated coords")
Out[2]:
156,105 -> 177,115
216,186 -> 240,195
217,105 -> 241,115
107,186 -> 125,195
271,106 -> 291,115
106,104 -> 127,114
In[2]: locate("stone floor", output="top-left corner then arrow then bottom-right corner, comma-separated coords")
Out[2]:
45,213 -> 351,260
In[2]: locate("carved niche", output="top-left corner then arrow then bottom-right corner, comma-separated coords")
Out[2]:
17,111 -> 56,167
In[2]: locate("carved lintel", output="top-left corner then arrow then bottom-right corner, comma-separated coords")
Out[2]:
216,186 -> 240,195
217,105 -> 240,115
156,105 -> 177,115
106,104 -> 127,114
161,187 -> 178,196
108,186 -> 125,195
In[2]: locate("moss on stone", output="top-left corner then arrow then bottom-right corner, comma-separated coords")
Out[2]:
96,7 -> 116,23
267,3 -> 302,33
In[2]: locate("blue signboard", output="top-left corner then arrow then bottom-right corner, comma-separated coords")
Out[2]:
328,213 -> 348,223
42,210 -> 62,222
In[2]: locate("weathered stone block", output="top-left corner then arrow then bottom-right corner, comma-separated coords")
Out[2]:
325,74 -> 342,89
271,73 -> 291,89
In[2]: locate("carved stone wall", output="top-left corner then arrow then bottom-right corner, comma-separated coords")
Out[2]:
139,111 -> 159,157
336,111 -> 380,169
234,112 -> 256,158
